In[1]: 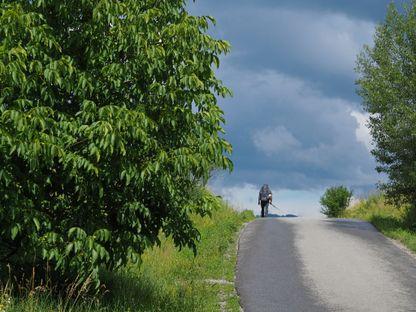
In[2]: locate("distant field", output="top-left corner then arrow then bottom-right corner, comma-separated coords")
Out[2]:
344,194 -> 416,254
1,198 -> 254,312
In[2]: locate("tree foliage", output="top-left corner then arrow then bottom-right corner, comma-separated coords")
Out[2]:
356,1 -> 416,211
0,0 -> 232,288
320,186 -> 352,218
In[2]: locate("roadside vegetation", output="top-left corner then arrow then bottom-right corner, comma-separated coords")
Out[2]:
0,1 -> 252,310
0,0 -> 232,296
348,0 -> 416,256
320,186 -> 352,218
0,196 -> 254,312
344,194 -> 416,254
356,1 -> 416,226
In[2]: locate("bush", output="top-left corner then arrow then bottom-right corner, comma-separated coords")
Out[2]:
0,1 -> 231,290
320,186 -> 352,218
345,193 -> 416,254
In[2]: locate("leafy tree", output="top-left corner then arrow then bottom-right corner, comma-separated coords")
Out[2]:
320,186 -> 352,218
356,1 -> 416,215
0,0 -> 232,289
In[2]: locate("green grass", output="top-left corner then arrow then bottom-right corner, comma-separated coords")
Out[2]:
344,194 -> 416,253
1,200 -> 254,312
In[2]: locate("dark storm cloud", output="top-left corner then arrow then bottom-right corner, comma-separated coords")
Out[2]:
217,7 -> 374,103
186,0 -> 396,198
192,0 -> 407,22
218,67 -> 378,192
190,1 -> 379,102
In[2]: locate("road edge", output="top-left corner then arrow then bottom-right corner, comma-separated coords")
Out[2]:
343,217 -> 416,261
234,220 -> 252,312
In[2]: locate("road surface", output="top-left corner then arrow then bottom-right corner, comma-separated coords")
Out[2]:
236,218 -> 416,312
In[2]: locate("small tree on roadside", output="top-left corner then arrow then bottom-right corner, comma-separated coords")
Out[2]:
320,186 -> 352,218
356,1 -> 416,221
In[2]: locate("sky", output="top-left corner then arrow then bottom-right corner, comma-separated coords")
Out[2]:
188,0 -> 407,216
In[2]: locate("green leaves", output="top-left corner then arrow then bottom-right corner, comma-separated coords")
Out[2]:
0,0 -> 232,291
10,225 -> 19,240
356,1 -> 416,209
32,217 -> 40,231
320,186 -> 352,218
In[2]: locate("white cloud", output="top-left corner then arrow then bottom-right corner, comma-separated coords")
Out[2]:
210,182 -> 259,212
350,110 -> 372,151
252,126 -> 300,156
218,66 -> 379,190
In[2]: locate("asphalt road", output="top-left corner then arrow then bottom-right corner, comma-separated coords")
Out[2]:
236,218 -> 416,312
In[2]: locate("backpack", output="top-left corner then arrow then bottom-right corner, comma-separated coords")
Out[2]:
260,185 -> 271,201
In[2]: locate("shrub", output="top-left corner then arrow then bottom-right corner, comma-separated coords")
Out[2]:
0,0 -> 231,290
320,186 -> 352,218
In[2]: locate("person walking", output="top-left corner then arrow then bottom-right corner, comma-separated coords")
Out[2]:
258,184 -> 272,217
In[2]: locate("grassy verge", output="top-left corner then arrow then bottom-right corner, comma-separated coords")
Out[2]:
1,198 -> 254,312
344,194 -> 416,253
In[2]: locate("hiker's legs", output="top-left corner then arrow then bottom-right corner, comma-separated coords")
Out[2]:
261,201 -> 268,217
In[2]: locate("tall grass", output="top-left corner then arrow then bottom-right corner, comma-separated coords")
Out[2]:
1,199 -> 254,312
344,194 -> 416,253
